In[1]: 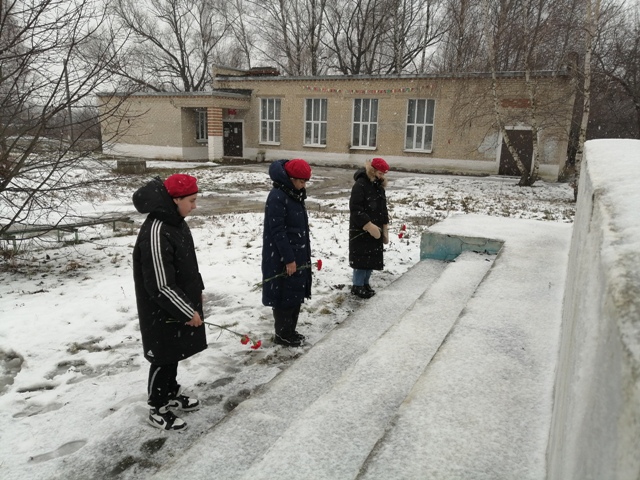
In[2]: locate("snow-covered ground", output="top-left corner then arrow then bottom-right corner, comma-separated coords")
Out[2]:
0,162 -> 575,480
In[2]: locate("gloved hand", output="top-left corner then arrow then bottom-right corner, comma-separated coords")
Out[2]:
363,222 -> 381,239
382,224 -> 389,244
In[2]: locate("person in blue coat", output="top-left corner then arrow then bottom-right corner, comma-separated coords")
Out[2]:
261,159 -> 313,347
132,174 -> 206,431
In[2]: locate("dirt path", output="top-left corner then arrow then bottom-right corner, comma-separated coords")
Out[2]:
194,164 -> 359,216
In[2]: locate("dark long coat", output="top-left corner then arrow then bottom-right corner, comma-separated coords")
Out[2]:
261,160 -> 312,309
349,166 -> 389,270
132,178 -> 207,365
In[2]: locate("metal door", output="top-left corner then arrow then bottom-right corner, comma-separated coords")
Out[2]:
498,129 -> 533,176
223,122 -> 243,157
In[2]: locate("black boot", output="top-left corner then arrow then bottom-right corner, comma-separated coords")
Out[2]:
274,334 -> 302,347
351,285 -> 374,299
364,284 -> 376,296
273,306 -> 303,347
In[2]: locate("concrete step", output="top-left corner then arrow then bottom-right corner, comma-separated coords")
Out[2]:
153,215 -> 570,480
359,218 -> 571,480
242,251 -> 494,480
155,258 -> 451,480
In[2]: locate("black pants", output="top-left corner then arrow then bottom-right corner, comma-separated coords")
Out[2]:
273,305 -> 301,341
147,363 -> 179,408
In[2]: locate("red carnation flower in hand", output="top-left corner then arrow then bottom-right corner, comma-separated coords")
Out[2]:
203,322 -> 261,350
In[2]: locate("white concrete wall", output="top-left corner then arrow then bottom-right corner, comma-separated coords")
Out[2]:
547,139 -> 640,480
103,143 -> 209,161
245,147 -> 560,181
104,143 -> 184,160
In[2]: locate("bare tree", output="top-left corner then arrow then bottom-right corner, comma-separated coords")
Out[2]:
481,0 -> 572,186
594,1 -> 640,138
249,0 -> 443,75
227,0 -> 256,69
573,0 -> 600,180
433,0 -> 485,72
0,0 -> 131,244
381,0 -> 446,74
323,0 -> 389,74
250,0 -> 328,75
435,0 -> 586,74
306,0 -> 329,75
105,0 -> 230,92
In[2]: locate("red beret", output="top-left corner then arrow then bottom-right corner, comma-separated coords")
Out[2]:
371,157 -> 389,173
164,174 -> 198,198
284,159 -> 312,180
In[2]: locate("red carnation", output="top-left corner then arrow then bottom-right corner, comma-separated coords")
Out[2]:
316,259 -> 323,271
401,224 -> 407,231
398,232 -> 404,239
203,321 -> 261,351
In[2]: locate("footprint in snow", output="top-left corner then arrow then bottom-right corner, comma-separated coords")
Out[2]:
29,440 -> 87,463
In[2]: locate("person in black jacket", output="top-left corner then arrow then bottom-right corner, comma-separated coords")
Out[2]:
349,158 -> 390,299
132,174 -> 207,431
262,159 -> 312,347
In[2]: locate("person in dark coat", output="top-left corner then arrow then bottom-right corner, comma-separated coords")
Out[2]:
132,173 -> 207,431
262,159 -> 313,347
349,158 -> 390,299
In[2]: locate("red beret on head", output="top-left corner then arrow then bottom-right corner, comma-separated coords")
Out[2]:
164,174 -> 198,198
284,159 -> 312,180
371,157 -> 389,173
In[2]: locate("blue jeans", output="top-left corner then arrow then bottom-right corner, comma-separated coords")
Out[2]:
352,269 -> 372,287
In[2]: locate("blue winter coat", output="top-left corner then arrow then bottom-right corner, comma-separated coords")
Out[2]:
261,160 -> 312,308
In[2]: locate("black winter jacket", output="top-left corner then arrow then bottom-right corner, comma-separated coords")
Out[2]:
261,160 -> 312,308
132,178 -> 207,365
349,166 -> 389,270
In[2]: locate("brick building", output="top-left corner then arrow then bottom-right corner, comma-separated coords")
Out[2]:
98,66 -> 575,181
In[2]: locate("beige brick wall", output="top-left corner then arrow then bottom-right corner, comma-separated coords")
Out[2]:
100,96 -> 186,147
98,74 -> 573,178
217,74 -> 574,168
98,94 -> 251,152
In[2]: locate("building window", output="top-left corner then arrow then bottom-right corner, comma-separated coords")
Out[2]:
260,98 -> 281,144
196,109 -> 208,142
405,99 -> 435,152
352,99 -> 378,148
304,98 -> 327,146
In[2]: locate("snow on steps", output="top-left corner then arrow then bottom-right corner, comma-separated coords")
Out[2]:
360,218 -> 571,480
243,252 -> 493,480
154,253 -> 492,480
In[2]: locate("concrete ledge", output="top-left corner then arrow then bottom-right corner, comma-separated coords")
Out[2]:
547,139 -> 640,480
116,159 -> 146,174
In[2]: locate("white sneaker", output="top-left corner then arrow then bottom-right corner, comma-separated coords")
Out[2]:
148,405 -> 187,431
167,393 -> 200,412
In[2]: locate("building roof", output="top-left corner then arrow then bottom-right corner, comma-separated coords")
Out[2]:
213,70 -> 571,82
96,89 -> 252,98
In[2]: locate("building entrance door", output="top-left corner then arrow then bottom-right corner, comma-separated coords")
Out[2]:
223,122 -> 243,157
498,128 -> 533,176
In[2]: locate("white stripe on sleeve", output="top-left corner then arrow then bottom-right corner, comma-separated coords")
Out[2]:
149,219 -> 194,318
